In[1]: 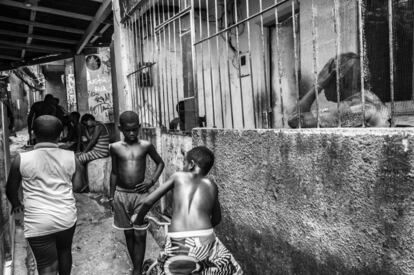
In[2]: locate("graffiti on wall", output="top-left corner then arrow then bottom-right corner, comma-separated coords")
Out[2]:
86,48 -> 114,123
66,74 -> 77,112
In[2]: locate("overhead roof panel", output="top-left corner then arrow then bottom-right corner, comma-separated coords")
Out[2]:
35,13 -> 91,30
39,0 -> 100,16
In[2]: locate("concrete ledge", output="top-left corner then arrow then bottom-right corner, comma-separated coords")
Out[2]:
87,157 -> 111,196
192,127 -> 414,274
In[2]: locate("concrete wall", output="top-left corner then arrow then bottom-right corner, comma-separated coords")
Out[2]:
86,48 -> 114,123
64,59 -> 77,113
145,130 -> 192,245
191,128 -> 414,275
0,107 -> 12,274
42,64 -> 68,110
8,74 -> 30,130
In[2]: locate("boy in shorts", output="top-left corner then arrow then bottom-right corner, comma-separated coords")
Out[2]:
109,111 -> 165,275
132,146 -> 243,274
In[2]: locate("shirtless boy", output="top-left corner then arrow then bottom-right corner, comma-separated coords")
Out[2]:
132,146 -> 242,274
109,111 -> 165,275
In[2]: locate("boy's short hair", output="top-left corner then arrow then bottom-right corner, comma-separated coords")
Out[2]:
186,146 -> 215,175
80,113 -> 95,124
119,111 -> 140,126
33,115 -> 63,140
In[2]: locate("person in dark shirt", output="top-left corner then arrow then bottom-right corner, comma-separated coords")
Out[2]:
52,97 -> 68,126
27,94 -> 57,143
60,112 -> 81,152
3,100 -> 15,134
169,101 -> 206,131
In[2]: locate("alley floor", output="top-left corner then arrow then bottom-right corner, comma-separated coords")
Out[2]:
9,129 -> 160,275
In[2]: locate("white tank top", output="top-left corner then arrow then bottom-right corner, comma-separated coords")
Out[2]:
20,143 -> 77,238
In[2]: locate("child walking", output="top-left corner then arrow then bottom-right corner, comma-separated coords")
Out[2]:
109,111 -> 165,275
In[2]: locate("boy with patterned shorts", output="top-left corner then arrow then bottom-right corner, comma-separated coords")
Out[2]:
132,146 -> 243,274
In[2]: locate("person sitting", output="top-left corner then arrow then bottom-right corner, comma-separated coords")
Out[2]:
132,146 -> 243,274
288,52 -> 390,128
77,114 -> 110,164
60,112 -> 81,152
169,100 -> 206,131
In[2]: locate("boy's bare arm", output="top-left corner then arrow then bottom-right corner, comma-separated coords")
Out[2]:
136,144 -> 165,193
6,155 -> 23,213
147,144 -> 165,184
83,125 -> 101,152
72,157 -> 83,192
109,145 -> 118,200
133,173 -> 176,225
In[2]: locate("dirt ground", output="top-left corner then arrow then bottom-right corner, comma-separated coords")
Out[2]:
10,129 -> 160,275
71,193 -> 159,275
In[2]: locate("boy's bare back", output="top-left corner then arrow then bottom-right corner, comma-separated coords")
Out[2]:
169,171 -> 219,232
110,140 -> 152,189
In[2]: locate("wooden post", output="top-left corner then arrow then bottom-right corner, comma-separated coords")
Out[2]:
110,41 -> 121,140
74,54 -> 89,115
112,0 -> 132,116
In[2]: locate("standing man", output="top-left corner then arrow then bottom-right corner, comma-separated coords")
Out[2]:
27,94 -> 57,144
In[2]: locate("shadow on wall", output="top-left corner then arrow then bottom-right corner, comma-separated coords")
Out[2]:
192,128 -> 414,275
219,214 -> 385,275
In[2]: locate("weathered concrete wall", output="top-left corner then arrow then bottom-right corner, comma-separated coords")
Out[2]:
74,54 -> 89,115
192,128 -> 414,275
42,64 -> 68,110
0,106 -> 12,274
8,73 -> 29,130
148,131 -> 192,245
158,133 -> 192,215
86,47 -> 114,123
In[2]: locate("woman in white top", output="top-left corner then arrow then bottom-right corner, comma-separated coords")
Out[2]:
6,115 -> 83,275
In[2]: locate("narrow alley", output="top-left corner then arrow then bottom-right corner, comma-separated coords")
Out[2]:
9,130 -> 159,275
1,0 -> 414,274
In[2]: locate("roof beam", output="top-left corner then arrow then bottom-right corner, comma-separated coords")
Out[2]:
0,29 -> 78,44
22,9 -> 37,59
90,24 -> 111,44
0,44 -> 53,53
0,0 -> 94,21
0,53 -> 73,71
0,16 -> 85,34
0,54 -> 21,61
0,40 -> 71,53
76,0 -> 112,54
